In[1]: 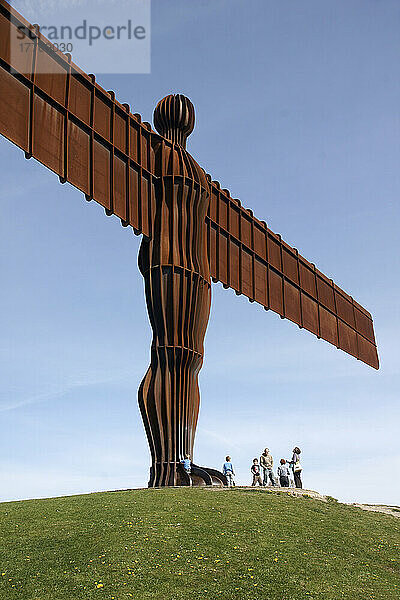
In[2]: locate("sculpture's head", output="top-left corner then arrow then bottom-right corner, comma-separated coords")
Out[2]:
153,94 -> 195,149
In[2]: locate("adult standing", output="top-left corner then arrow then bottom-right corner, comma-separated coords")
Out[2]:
290,447 -> 303,489
260,448 -> 275,486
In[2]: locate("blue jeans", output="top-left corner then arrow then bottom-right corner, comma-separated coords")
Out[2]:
263,468 -> 275,486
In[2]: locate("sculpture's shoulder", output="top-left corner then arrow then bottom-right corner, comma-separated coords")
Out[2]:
151,137 -> 209,193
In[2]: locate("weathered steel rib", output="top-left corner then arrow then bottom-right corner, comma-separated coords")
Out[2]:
206,183 -> 378,369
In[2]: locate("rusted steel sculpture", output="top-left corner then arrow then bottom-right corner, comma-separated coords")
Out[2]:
0,0 -> 379,487
138,96 -> 215,486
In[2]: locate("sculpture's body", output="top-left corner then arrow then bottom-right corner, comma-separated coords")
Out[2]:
138,97 -> 213,485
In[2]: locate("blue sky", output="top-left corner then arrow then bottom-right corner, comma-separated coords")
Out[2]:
1,0 -> 399,504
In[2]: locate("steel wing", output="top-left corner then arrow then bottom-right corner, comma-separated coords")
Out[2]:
206,180 -> 379,369
0,0 -> 156,238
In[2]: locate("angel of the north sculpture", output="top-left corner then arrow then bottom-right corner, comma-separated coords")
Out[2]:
0,0 -> 378,487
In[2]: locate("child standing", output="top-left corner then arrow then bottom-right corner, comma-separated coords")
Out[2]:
223,455 -> 235,487
277,458 -> 290,487
251,458 -> 263,486
181,454 -> 191,474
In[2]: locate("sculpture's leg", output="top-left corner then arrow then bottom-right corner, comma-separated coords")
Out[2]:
138,262 -> 212,486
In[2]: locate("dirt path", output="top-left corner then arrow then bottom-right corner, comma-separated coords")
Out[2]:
349,503 -> 400,517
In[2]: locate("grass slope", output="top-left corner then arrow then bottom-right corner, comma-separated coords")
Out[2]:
0,488 -> 399,600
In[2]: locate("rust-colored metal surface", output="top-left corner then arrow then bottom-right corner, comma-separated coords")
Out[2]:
206,185 -> 379,369
0,0 -> 156,237
0,0 -> 379,486
138,95 -> 221,486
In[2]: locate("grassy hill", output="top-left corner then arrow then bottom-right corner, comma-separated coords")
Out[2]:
0,488 -> 399,600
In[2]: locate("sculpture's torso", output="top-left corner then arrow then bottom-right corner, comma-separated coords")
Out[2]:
139,141 -> 210,280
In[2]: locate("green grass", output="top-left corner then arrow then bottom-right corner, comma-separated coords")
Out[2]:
0,488 -> 399,600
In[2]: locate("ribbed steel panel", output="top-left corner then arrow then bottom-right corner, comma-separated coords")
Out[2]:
206,182 -> 378,369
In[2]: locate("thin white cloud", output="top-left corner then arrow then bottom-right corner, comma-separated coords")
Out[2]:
0,368 -> 134,412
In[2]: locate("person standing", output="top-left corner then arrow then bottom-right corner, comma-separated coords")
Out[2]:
260,448 -> 275,486
290,447 -> 303,488
181,454 -> 191,474
277,459 -> 290,487
251,458 -> 263,486
223,456 -> 235,487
